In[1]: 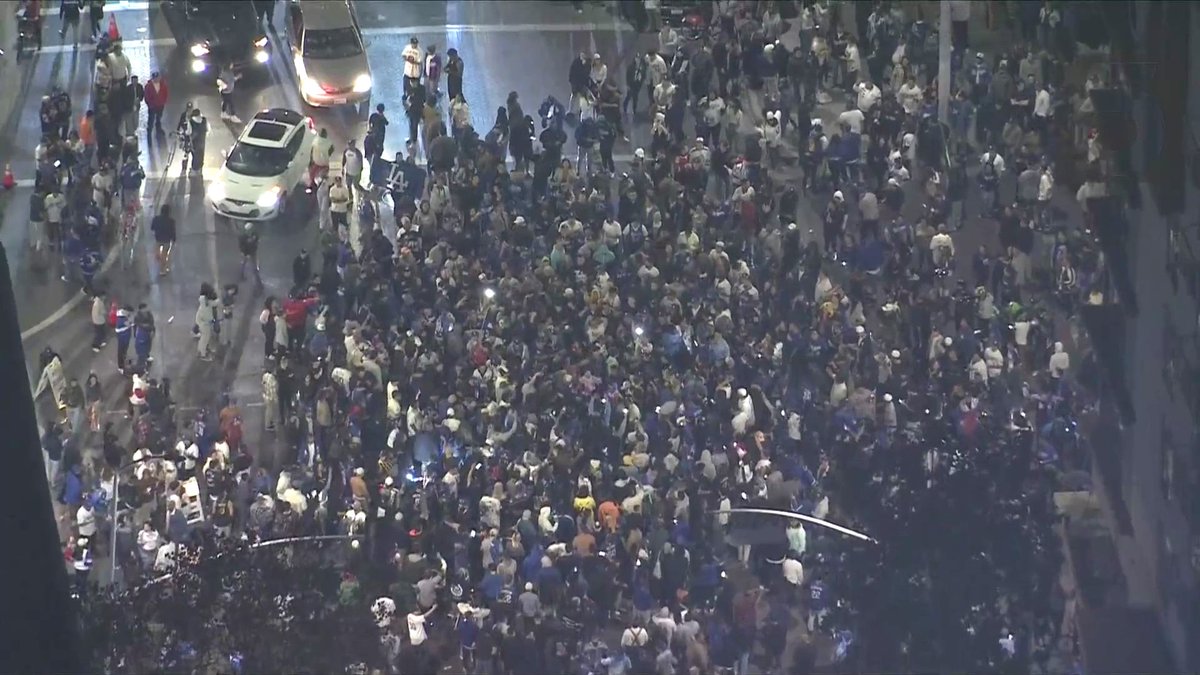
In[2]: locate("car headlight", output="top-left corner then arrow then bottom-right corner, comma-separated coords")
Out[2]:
255,186 -> 282,209
254,36 -> 268,48
191,59 -> 207,73
301,74 -> 323,97
207,180 -> 227,203
190,43 -> 210,58
254,49 -> 270,64
353,73 -> 372,93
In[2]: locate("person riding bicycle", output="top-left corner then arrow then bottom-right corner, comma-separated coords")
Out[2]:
118,155 -> 145,210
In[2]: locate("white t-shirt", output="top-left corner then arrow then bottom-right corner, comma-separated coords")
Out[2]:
838,108 -> 864,134
1014,321 -> 1031,346
783,558 -> 805,585
402,45 -> 422,79
855,83 -> 880,112
1034,89 -> 1052,118
407,611 -> 428,645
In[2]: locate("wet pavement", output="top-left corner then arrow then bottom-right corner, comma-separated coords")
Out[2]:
8,1 -> 640,468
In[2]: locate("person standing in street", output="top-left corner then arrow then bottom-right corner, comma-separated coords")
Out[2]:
150,204 -> 176,274
72,537 -> 94,596
217,65 -> 241,123
365,104 -> 388,164
60,0 -> 83,45
238,222 -> 262,285
121,74 -> 144,138
195,287 -> 217,361
132,303 -> 155,370
445,48 -> 464,102
342,139 -> 364,198
262,360 -> 279,433
402,37 -> 423,99
329,174 -> 350,233
63,378 -> 86,437
424,45 -> 442,101
143,71 -> 168,134
114,304 -> 131,372
87,0 -> 104,41
90,289 -> 108,352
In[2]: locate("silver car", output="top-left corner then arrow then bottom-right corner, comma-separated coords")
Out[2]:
286,0 -> 372,106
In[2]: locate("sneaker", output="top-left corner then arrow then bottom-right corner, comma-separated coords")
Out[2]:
265,425 -> 276,432
229,115 -> 242,124
220,112 -> 231,120
92,347 -> 100,353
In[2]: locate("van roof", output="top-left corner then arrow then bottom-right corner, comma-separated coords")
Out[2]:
300,0 -> 356,31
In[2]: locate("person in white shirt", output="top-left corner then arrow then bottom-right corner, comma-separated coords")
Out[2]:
930,225 -> 955,268
783,556 -> 805,586
898,77 -> 923,116
842,37 -> 861,90
981,337 -> 1001,366
77,503 -> 98,538
342,140 -> 364,195
837,106 -> 864,134
137,521 -> 161,570
854,80 -> 881,113
401,37 -> 423,97
309,128 -> 334,191
406,605 -> 436,645
1048,341 -> 1070,379
328,175 -> 351,231
1033,83 -> 1052,144
621,623 -> 650,648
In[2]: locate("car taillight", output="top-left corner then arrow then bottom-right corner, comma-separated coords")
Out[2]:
306,116 -> 315,132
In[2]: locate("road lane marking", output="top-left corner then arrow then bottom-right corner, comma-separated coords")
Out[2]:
35,37 -> 177,56
361,22 -> 632,36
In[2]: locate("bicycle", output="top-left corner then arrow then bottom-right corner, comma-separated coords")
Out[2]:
120,197 -> 143,268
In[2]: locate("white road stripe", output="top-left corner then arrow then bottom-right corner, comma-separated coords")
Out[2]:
35,37 -> 176,56
361,22 -> 632,36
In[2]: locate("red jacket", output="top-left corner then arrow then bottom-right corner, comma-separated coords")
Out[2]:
283,296 -> 316,329
144,78 -> 169,110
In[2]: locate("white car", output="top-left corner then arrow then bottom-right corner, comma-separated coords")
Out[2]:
207,108 -> 315,221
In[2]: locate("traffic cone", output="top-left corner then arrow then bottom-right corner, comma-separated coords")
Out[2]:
107,16 -> 121,42
2,164 -> 14,191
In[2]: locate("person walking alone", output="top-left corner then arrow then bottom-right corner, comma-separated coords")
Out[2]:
238,222 -> 261,285
90,289 -> 108,352
150,204 -> 176,274
217,65 -> 241,124
143,71 -> 168,134
445,48 -> 464,102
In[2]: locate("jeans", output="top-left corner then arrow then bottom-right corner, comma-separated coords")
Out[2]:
147,106 -> 163,131
44,452 -> 60,489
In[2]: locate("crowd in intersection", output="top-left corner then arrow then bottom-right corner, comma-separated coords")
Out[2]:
32,1 -> 1119,673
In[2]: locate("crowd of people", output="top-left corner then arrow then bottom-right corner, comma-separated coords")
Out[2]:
42,1 -> 1123,673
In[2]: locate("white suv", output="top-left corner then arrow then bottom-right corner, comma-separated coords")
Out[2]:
207,108 -> 315,221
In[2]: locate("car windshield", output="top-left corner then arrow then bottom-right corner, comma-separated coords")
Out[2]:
302,27 -> 363,59
225,142 -> 291,177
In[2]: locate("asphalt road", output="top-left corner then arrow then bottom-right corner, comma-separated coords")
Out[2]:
5,0 -> 637,477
